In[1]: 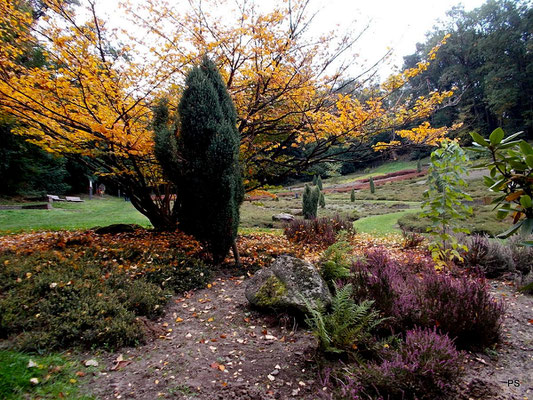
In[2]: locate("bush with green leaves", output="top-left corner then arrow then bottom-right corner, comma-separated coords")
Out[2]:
421,140 -> 473,264
470,128 -> 533,242
304,283 -> 388,361
177,56 -> 244,263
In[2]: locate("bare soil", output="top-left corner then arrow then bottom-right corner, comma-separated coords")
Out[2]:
82,269 -> 323,400
80,274 -> 532,400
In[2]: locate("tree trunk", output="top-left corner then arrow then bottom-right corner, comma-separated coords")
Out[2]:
232,239 -> 241,267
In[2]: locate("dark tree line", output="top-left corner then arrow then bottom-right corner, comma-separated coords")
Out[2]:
402,0 -> 533,140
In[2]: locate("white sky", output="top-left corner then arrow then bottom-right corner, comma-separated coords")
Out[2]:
96,0 -> 488,80
311,0 -> 487,76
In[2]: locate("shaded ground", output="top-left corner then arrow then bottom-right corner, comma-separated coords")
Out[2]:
79,272 -> 532,400
82,270 -> 323,400
459,281 -> 533,400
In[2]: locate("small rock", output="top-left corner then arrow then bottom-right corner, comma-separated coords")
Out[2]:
30,378 -> 39,385
267,374 -> 275,381
27,359 -> 38,368
84,359 -> 99,367
272,213 -> 295,222
270,369 -> 280,376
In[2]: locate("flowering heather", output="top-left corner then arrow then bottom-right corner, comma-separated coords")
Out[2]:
284,215 -> 354,246
334,327 -> 463,400
350,248 -> 504,349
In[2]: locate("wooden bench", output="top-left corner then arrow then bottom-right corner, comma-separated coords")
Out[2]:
65,196 -> 84,202
47,194 -> 65,202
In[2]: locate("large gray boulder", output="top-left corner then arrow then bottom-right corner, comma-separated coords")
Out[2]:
245,255 -> 332,314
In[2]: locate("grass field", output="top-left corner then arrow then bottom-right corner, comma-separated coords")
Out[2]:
0,196 -> 151,233
0,160 -> 507,237
354,209 -> 420,235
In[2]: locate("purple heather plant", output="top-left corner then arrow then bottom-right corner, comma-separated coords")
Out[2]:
284,215 -> 354,246
350,248 -> 504,350
332,327 -> 463,400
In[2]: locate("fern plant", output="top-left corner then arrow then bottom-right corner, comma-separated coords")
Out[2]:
304,284 -> 387,360
320,233 -> 352,288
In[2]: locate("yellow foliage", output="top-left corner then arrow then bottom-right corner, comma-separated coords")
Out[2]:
0,0 -> 454,193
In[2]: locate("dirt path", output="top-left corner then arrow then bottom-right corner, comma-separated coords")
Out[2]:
81,274 -> 532,400
459,281 -> 533,400
83,270 -> 322,400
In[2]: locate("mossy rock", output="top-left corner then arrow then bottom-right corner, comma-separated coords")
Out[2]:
245,255 -> 332,314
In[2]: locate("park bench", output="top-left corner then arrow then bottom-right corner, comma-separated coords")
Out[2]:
65,196 -> 84,202
47,194 -> 65,202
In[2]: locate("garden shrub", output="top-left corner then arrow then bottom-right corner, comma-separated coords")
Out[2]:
284,215 -> 354,246
401,228 -> 424,249
303,184 -> 320,219
508,235 -> 533,275
350,248 -> 504,350
334,327 -> 463,400
461,234 -> 515,277
0,247 -> 210,350
417,271 -> 503,349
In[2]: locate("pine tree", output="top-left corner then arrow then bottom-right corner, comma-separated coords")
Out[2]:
319,192 -> 325,208
317,175 -> 323,190
350,189 -> 355,202
417,159 -> 422,173
177,56 -> 244,264
313,175 -> 318,186
369,176 -> 375,194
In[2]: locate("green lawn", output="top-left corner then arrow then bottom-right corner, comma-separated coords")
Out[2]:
0,350 -> 95,400
0,196 -> 151,233
354,209 -> 420,235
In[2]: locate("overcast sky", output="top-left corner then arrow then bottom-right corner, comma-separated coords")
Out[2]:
312,0 -> 487,75
97,0 -> 488,79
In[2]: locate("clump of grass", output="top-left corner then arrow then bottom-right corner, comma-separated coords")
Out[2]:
0,350 -> 95,399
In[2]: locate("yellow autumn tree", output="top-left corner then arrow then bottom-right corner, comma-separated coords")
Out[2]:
0,0 -> 454,229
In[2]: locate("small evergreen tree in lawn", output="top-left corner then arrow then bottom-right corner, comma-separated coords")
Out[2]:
317,175 -> 323,190
303,184 -> 319,219
313,175 -> 318,186
369,176 -> 375,194
177,56 -> 244,264
319,192 -> 325,208
350,189 -> 355,202
417,158 -> 422,173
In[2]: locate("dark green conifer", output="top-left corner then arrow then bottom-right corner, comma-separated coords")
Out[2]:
317,175 -> 323,190
319,192 -> 325,208
303,184 -> 319,219
177,56 -> 244,264
350,189 -> 355,202
369,176 -> 375,194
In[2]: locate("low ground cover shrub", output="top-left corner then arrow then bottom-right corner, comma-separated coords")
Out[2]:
0,246 -> 211,350
350,248 -> 504,350
284,215 -> 354,246
333,327 -> 463,400
460,234 -> 515,277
